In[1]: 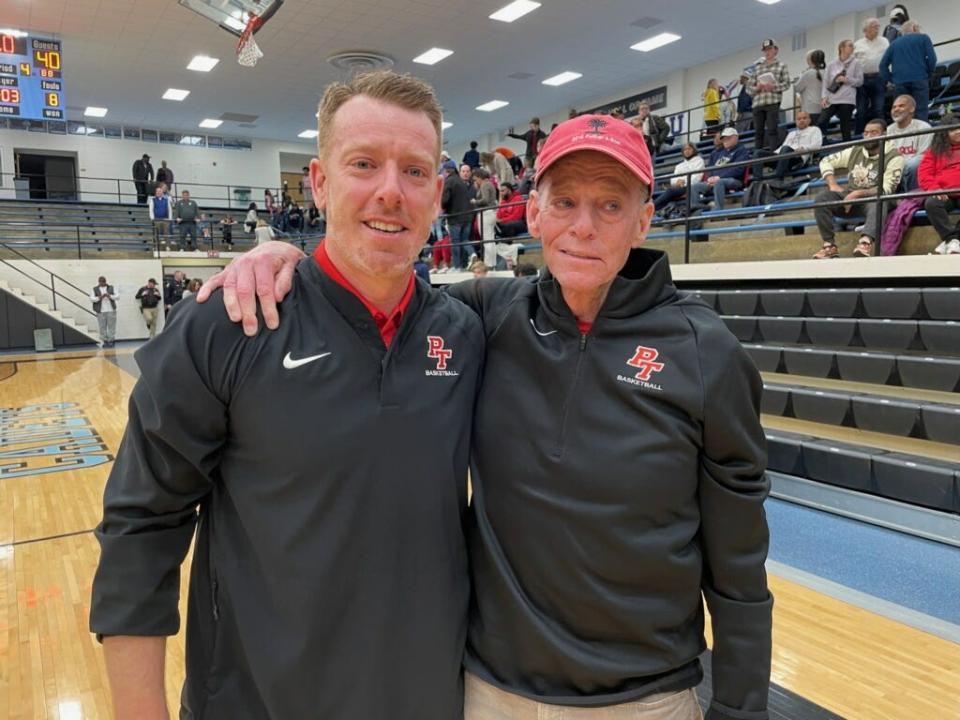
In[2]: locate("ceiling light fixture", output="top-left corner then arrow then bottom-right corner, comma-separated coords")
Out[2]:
631,32 -> 682,52
199,118 -> 223,128
489,0 -> 541,23
542,71 -> 582,87
413,48 -> 454,65
476,100 -> 509,112
298,129 -> 319,138
162,88 -> 190,101
187,55 -> 220,72
755,0 -> 782,4
84,107 -> 108,117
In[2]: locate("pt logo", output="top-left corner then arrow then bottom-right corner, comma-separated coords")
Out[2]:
617,346 -> 665,390
426,336 -> 458,376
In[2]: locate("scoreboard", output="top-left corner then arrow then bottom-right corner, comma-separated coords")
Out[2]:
0,33 -> 66,122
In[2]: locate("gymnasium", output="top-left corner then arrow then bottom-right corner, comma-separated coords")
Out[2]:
1,0 -> 958,718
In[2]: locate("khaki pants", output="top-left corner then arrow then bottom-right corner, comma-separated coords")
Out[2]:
141,307 -> 158,338
464,673 -> 703,720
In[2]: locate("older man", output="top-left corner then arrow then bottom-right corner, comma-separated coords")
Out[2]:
691,127 -> 752,210
91,71 -> 483,720
746,39 -> 792,151
854,17 -> 890,133
631,102 -> 671,157
879,21 -> 937,121
887,94 -> 932,190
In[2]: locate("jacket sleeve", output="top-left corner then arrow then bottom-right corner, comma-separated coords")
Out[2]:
879,45 -> 893,83
820,147 -> 851,177
147,198 -> 156,220
847,59 -> 864,89
90,301 -> 240,638
917,149 -> 937,191
693,313 -> 772,720
794,71 -> 808,93
925,37 -> 938,74
882,153 -> 905,195
776,63 -> 792,92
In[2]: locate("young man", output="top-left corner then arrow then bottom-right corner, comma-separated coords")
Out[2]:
132,154 -> 153,204
91,71 -> 483,720
147,184 -> 173,248
745,39 -> 791,152
202,113 -> 773,720
507,117 -> 548,168
886,94 -> 932,191
90,275 -> 118,347
770,111 -> 822,180
134,278 -> 162,338
691,127 -> 752,210
174,190 -> 199,251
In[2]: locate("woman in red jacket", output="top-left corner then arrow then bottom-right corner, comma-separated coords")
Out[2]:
919,113 -> 960,254
494,182 -> 528,238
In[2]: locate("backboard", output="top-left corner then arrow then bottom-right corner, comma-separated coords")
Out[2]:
178,0 -> 284,38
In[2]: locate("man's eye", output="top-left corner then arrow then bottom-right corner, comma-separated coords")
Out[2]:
353,160 -> 373,169
408,167 -> 425,178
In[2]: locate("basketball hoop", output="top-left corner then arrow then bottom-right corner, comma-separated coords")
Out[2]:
237,13 -> 264,67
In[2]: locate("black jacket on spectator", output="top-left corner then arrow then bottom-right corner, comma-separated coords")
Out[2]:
132,159 -> 154,182
164,278 -> 185,307
507,129 -> 547,160
646,114 -> 671,152
442,174 -> 474,226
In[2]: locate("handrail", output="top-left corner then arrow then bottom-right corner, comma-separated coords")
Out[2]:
0,252 -> 97,319
0,241 -> 93,298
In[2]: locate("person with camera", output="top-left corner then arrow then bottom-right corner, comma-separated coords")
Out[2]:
818,39 -> 864,142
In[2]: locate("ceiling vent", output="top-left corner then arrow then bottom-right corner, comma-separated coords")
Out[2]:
630,16 -> 662,28
219,112 -> 259,123
508,72 -> 534,80
327,50 -> 395,74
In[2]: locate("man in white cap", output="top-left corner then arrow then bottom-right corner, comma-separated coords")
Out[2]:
691,127 -> 752,210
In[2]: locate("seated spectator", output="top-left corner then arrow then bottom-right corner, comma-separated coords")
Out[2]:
480,150 -> 515,187
469,261 -> 490,278
854,18 -> 889,133
513,263 -> 538,278
245,202 -> 258,233
254,218 -> 277,246
819,40 -> 863,142
918,114 -> 960,255
886,94 -> 932,190
769,111 -> 823,180
812,119 -> 905,259
494,183 -> 527,238
264,189 -> 277,216
463,141 -> 481,169
307,203 -> 325,234
691,127 -> 751,210
287,201 -> 304,234
653,143 -> 705,212
879,20 -> 937,122
794,50 -> 826,126
630,102 -> 671,157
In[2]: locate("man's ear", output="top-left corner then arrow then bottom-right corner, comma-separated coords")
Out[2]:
310,157 -> 327,212
526,189 -> 542,239
632,197 -> 655,249
433,174 -> 443,218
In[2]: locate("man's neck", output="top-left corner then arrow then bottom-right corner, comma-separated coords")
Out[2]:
897,118 -> 912,129
561,284 -> 612,326
325,240 -> 408,314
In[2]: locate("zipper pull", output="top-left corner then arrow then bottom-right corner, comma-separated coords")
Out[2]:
579,333 -> 588,351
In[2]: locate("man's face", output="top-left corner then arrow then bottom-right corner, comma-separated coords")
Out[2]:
530,122 -> 539,132
310,95 -> 441,282
182,192 -> 190,201
762,47 -> 777,62
155,185 -> 165,197
862,123 -> 884,151
796,112 -> 810,130
528,151 -> 653,300
174,271 -> 184,282
865,21 -> 880,40
637,105 -> 650,120
891,97 -> 914,123
722,133 -> 739,149
459,164 -> 472,181
147,281 -> 156,289
499,186 -> 511,200
98,278 -> 106,286
949,127 -> 960,145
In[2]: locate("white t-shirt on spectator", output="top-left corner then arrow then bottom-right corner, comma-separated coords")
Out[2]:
255,225 -> 277,246
886,119 -> 932,157
670,156 -> 706,187
778,126 -> 824,162
853,36 -> 889,75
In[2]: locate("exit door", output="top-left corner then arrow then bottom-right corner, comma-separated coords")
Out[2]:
14,152 -> 78,201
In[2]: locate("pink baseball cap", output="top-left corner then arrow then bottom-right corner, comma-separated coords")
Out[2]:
534,114 -> 654,187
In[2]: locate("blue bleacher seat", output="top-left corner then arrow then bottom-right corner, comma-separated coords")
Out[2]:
857,319 -> 919,352
758,289 -> 805,317
790,388 -> 851,426
920,404 -> 960,446
872,454 -> 958,513
859,289 -> 922,320
851,396 -> 919,438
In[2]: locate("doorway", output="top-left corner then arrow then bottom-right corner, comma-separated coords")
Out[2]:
14,151 -> 78,201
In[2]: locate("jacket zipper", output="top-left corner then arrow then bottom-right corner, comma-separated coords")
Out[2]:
552,332 -> 588,458
211,577 -> 220,621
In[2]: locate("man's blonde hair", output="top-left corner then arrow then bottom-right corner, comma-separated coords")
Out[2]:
316,71 -> 443,160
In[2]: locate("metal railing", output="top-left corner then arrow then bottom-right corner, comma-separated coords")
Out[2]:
0,241 -> 98,319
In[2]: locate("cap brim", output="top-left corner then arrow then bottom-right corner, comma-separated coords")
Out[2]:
536,142 -> 652,187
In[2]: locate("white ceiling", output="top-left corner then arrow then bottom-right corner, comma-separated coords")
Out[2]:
5,0 -> 881,147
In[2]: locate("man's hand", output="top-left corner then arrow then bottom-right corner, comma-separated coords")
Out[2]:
195,241 -> 304,336
825,175 -> 843,195
707,176 -> 719,186
676,178 -> 687,188
843,188 -> 871,212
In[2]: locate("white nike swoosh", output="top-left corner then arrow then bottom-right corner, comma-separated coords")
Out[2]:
529,319 -> 557,337
283,351 -> 332,369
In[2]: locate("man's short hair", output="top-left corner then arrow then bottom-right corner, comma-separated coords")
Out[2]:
470,141 -> 478,148
862,17 -> 881,31
316,71 -> 442,160
901,20 -> 919,33
894,94 -> 917,111
148,278 -> 157,284
530,117 -> 540,125
864,119 -> 886,133
98,276 -> 106,282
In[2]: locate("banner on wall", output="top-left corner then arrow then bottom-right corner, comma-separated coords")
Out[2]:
584,85 -> 668,118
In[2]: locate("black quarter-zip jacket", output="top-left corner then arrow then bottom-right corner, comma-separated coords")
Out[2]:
448,248 -> 773,720
91,257 -> 484,719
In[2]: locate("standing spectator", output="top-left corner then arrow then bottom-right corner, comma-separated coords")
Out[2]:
507,118 -> 547,168
131,153 -> 153,204
794,50 -> 826,125
883,5 -> 909,44
412,253 -> 431,282
90,276 -> 118,347
770,111 -> 823,180
299,166 -> 312,207
174,190 -> 199,251
653,143 -> 704,212
307,203 -> 325,235
702,78 -> 721,134
691,127 -> 752,210
719,86 -> 736,127
919,114 -> 960,254
199,213 -> 212,249
480,150 -> 514,187
244,202 -> 258,233
134,278 -> 161,339
854,18 -> 890,133
287,201 -> 304,236
463,141 -> 481,169
812,119 -> 904,259
747,39 -> 792,152
264,188 -> 277,217
494,183 -> 527,238
887,94 -> 932,190
736,71 -> 754,132
470,168 -> 498,268
819,39 -> 864,143
163,270 -> 186,313
181,278 -> 202,300
441,161 -> 474,269
147,184 -> 173,249
254,218 -> 277,246
155,160 -> 174,194
879,21 -> 937,122
631,102 -> 670,156
220,214 -> 236,250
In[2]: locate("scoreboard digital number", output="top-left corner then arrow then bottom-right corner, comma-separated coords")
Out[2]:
0,33 -> 66,121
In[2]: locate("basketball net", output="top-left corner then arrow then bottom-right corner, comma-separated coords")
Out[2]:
237,14 -> 264,67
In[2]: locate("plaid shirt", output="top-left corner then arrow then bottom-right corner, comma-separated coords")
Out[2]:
746,58 -> 792,107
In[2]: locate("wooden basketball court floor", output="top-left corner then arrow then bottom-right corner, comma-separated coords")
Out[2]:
1,348 -> 958,719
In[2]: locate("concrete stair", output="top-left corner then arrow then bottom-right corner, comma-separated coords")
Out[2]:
0,277 -> 100,343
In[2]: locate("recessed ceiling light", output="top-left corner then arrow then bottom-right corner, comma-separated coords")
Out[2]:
187,55 -> 220,72
163,88 -> 190,101
199,118 -> 223,128
413,48 -> 454,65
489,0 -> 541,23
476,100 -> 509,112
298,129 -> 319,138
441,121 -> 453,130
630,32 -> 682,52
84,106 -> 108,117
542,71 -> 582,87
756,0 -> 781,4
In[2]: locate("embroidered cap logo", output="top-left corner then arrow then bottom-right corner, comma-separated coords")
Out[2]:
626,345 -> 665,381
427,336 -> 453,370
587,118 -> 608,134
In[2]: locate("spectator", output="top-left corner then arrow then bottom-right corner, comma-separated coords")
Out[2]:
155,160 -> 174,193
147,183 -> 173,249
254,218 -> 276,246
887,94 -> 932,191
512,262 -> 538,277
794,50 -> 826,125
307,203 -> 325,234
879,20 -> 937,122
702,78 -> 722,134
812,119 -> 904,259
174,190 -> 199,251
719,86 -> 736,127
507,117 -> 547,168
918,114 -> 960,254
299,166 -> 312,207
220,214 -> 236,250
90,275 -> 118,348
469,261 -> 489,278
480,150 -> 514,187
854,18 -> 890,133
736,71 -> 754,132
163,270 -> 186,313
441,161 -> 475,269
181,278 -> 202,300
631,102 -> 670,156
883,5 -> 909,44
495,182 -> 527,238
691,127 -> 752,210
264,188 -> 277,217
413,253 -> 431,281
134,278 -> 162,339
463,141 -> 481,169
199,213 -> 213,248
244,202 -> 258,233
653,142 -> 704,212
287,201 -> 304,235
819,39 -> 864,143
471,168 -> 498,268
746,39 -> 792,152
770,110 -> 823,180
131,153 -> 153,204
